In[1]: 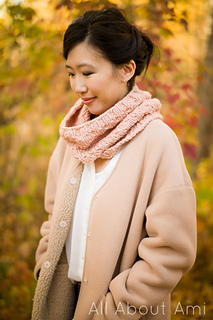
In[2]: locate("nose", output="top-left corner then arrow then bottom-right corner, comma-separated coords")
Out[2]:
71,76 -> 87,95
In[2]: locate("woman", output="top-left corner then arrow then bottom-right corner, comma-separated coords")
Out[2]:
32,7 -> 197,320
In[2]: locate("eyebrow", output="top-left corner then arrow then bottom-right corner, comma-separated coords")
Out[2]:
65,63 -> 94,69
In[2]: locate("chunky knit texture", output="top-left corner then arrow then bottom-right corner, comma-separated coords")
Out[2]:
31,164 -> 83,320
59,85 -> 163,163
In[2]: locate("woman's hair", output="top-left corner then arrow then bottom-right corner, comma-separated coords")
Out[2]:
63,7 -> 155,90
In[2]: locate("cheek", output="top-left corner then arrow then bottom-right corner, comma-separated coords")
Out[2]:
97,70 -> 117,86
89,77 -> 106,93
89,71 -> 121,99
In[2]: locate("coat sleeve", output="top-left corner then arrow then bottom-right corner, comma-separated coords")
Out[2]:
93,122 -> 197,320
34,138 -> 66,280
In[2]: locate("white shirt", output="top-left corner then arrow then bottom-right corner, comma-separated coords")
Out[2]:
66,148 -> 122,281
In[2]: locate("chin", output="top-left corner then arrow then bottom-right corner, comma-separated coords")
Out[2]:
87,103 -> 111,116
88,108 -> 104,116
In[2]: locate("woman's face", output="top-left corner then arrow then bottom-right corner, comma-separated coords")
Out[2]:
66,42 -> 129,115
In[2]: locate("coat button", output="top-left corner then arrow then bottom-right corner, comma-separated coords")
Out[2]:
44,261 -> 51,269
59,220 -> 67,228
83,277 -> 88,285
69,177 -> 77,185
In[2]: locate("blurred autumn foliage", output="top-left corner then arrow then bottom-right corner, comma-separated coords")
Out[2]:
0,0 -> 213,319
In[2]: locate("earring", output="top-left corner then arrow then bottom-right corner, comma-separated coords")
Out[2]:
123,79 -> 126,83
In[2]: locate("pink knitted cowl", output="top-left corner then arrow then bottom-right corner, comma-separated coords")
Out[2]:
59,85 -> 163,163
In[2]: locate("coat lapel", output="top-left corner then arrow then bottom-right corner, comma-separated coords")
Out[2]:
32,163 -> 83,320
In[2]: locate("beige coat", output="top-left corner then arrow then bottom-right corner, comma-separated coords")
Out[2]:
32,119 -> 197,320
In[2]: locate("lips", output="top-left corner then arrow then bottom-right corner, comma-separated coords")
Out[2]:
81,97 -> 96,105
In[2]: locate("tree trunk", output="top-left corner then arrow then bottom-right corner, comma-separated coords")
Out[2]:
197,7 -> 213,161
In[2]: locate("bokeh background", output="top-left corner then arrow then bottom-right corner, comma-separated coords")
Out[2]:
0,0 -> 213,319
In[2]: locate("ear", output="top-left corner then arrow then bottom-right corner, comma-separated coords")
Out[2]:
121,60 -> 136,82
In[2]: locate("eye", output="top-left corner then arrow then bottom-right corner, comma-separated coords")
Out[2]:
83,72 -> 93,76
68,72 -> 75,77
